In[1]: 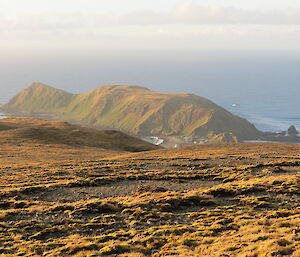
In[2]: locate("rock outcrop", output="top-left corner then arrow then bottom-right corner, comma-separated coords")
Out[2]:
288,125 -> 299,137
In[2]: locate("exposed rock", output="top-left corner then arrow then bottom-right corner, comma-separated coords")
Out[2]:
288,125 -> 299,137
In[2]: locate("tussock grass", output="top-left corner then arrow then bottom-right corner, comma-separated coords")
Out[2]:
0,127 -> 299,257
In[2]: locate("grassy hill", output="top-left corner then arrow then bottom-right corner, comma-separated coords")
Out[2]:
0,118 -> 159,152
2,83 -> 263,141
0,140 -> 299,256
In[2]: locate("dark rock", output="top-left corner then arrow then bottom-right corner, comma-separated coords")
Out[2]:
288,125 -> 299,137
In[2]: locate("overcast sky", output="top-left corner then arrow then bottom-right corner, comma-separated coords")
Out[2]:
1,0 -> 300,51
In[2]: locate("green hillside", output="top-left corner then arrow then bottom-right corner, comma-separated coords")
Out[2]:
2,83 -> 263,140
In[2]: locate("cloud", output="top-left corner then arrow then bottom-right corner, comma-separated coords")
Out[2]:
1,3 -> 300,33
120,3 -> 300,26
1,3 -> 300,51
171,3 -> 300,25
118,9 -> 169,25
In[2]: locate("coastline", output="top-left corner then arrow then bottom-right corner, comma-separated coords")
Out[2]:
1,108 -> 300,145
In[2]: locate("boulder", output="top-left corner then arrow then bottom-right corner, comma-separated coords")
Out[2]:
287,125 -> 299,137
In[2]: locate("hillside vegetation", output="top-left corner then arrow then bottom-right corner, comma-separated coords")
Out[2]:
0,118 -> 159,152
0,132 -> 299,256
2,83 -> 262,140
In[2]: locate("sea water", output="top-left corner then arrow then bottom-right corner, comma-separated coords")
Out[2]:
0,50 -> 298,132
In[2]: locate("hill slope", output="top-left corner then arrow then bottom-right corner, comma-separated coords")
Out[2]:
2,83 -> 262,140
0,118 -> 159,152
0,141 -> 299,256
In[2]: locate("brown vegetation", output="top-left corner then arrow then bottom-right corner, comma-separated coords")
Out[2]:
0,118 -> 159,152
0,119 -> 299,256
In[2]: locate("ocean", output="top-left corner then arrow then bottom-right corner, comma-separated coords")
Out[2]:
0,49 -> 299,133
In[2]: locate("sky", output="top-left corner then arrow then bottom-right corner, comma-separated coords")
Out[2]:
1,0 -> 300,51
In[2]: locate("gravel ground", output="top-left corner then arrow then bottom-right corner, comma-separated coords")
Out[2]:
38,179 -> 220,203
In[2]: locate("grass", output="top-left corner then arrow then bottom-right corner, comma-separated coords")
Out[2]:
0,120 -> 299,256
2,83 -> 262,140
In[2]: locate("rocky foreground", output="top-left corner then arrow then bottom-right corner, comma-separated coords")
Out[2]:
0,120 -> 299,256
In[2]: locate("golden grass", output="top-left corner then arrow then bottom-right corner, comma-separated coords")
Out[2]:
0,126 -> 299,257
